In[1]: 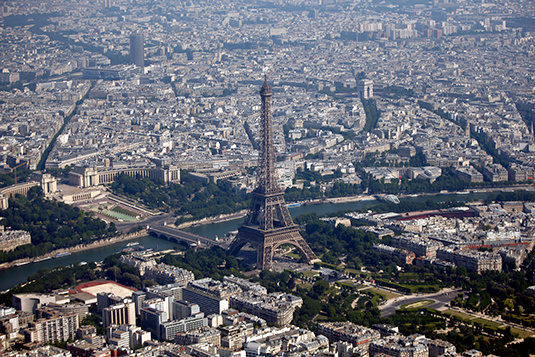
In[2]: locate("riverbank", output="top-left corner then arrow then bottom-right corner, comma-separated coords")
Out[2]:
177,185 -> 535,229
327,195 -> 376,204
3,185 -> 532,271
174,210 -> 248,229
0,230 -> 147,270
327,185 -> 535,204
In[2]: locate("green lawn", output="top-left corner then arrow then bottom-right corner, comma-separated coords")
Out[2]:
345,268 -> 361,275
472,318 -> 502,328
511,327 -> 534,339
398,272 -> 419,281
443,309 -> 476,321
345,268 -> 374,278
335,281 -> 368,291
302,270 -> 319,278
352,283 -> 367,290
298,283 -> 313,290
401,300 -> 434,309
444,311 -> 534,338
337,280 -> 356,287
363,287 -> 402,300
101,210 -> 139,222
375,279 -> 440,294
286,251 -> 301,259
111,205 -> 138,217
441,310 -> 534,340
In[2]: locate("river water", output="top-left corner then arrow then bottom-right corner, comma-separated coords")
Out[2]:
183,192 -> 490,239
0,191 -> 493,292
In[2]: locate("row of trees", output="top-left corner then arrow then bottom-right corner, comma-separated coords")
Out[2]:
102,253 -> 158,290
0,261 -> 100,306
0,169 -> 31,189
361,98 -> 380,132
364,167 -> 522,195
160,247 -> 245,281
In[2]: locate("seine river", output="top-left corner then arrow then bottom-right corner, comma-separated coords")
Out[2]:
0,191 -> 494,292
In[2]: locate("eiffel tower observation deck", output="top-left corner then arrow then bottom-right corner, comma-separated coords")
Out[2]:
228,77 -> 319,270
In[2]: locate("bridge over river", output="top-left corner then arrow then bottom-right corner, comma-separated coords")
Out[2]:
148,224 -> 224,248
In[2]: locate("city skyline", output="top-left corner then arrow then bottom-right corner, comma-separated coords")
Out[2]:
1,0 -> 535,356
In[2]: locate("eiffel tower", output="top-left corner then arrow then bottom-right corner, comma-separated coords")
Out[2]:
228,77 -> 319,270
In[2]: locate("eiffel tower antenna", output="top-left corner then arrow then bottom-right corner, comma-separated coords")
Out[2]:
228,77 -> 319,270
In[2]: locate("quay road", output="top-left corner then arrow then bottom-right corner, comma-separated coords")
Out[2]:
113,212 -> 172,232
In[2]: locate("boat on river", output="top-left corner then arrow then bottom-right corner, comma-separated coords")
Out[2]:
15,261 -> 30,267
54,252 -> 71,258
34,256 -> 52,263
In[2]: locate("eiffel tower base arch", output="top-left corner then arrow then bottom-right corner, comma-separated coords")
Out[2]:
228,224 -> 319,270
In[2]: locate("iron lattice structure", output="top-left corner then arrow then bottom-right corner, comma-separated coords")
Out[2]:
228,78 -> 319,270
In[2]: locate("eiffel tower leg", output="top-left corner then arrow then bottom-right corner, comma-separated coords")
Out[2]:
227,233 -> 247,257
289,234 -> 318,264
257,241 -> 274,270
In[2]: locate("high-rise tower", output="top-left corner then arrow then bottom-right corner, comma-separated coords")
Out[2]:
228,77 -> 319,270
130,33 -> 144,67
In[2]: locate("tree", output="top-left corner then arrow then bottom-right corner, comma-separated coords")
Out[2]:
108,222 -> 117,234
81,313 -> 106,335
312,280 -> 330,296
27,186 -> 44,200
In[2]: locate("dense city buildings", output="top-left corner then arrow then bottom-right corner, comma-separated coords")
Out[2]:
230,292 -> 302,327
369,334 -> 429,357
24,311 -> 78,344
183,278 -> 242,315
102,301 -> 136,328
12,294 -> 57,315
175,327 -> 221,347
68,339 -> 111,357
144,264 -> 195,286
36,304 -> 88,321
373,244 -> 416,264
317,322 -> 381,348
0,0 -> 533,201
436,247 -> 503,273
349,198 -> 535,273
0,267 -> 527,356
161,314 -> 208,341
2,0 -> 535,356
0,228 -> 31,252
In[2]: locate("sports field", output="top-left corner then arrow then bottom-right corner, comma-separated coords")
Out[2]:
78,281 -> 136,298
